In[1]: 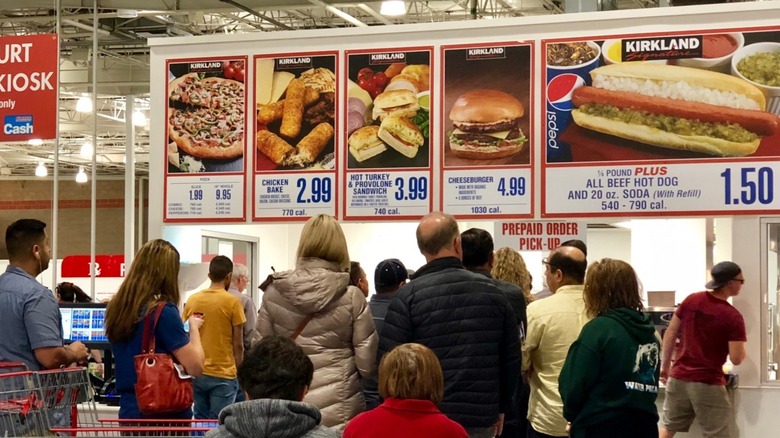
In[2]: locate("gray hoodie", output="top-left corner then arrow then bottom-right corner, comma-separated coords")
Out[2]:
205,399 -> 339,438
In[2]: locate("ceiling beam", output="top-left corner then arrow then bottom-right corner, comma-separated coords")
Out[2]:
218,0 -> 295,30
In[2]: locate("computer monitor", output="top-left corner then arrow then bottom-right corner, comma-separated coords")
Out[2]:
59,302 -> 110,349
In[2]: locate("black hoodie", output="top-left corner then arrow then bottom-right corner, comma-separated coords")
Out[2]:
558,308 -> 660,437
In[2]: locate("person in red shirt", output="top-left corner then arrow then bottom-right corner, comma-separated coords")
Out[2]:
344,343 -> 468,438
660,261 -> 747,438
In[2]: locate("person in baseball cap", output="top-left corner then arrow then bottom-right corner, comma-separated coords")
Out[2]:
375,259 -> 409,292
363,258 -> 410,410
705,261 -> 743,290
659,260 -> 746,438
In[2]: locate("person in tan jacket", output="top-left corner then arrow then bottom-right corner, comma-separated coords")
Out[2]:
256,214 -> 377,430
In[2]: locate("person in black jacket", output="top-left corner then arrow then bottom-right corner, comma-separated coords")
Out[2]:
378,212 -> 521,438
461,228 -> 526,438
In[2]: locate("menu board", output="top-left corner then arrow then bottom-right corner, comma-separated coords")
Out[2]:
343,47 -> 434,220
164,57 -> 247,222
440,42 -> 534,218
252,52 -> 338,221
542,28 -> 780,217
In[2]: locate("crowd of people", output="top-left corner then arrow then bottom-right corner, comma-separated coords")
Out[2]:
0,215 -> 747,438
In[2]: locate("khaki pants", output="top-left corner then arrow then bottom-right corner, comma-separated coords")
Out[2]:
661,377 -> 737,438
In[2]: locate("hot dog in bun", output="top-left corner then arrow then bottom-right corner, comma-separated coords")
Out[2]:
571,63 -> 780,156
448,89 -> 527,159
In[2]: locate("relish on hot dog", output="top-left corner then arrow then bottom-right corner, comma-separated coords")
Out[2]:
571,63 -> 780,156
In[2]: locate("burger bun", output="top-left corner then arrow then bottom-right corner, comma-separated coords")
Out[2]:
449,89 -> 524,129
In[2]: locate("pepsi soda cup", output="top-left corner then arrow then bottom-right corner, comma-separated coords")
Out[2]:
545,41 -> 602,163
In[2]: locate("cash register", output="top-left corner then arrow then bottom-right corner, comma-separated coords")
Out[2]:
59,302 -> 119,405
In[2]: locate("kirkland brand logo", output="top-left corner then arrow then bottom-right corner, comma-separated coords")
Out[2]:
3,114 -> 33,135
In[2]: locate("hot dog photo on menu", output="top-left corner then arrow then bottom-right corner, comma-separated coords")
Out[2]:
545,30 -> 780,163
167,58 -> 246,174
345,50 -> 431,169
442,44 -> 532,167
254,54 -> 337,171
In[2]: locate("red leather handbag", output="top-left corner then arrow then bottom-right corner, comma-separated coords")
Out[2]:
134,302 -> 194,415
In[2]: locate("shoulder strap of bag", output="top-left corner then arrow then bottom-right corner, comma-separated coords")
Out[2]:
290,314 -> 315,341
141,302 -> 167,354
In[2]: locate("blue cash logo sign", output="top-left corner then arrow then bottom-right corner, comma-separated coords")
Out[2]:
3,114 -> 33,135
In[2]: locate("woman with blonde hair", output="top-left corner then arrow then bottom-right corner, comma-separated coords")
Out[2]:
492,247 -> 534,304
559,259 -> 660,438
256,214 -> 377,429
344,343 -> 468,438
106,239 -> 205,420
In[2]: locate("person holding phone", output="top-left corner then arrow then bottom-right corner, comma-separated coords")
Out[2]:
107,239 -> 205,420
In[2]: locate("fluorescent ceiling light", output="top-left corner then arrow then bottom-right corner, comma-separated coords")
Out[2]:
80,142 -> 93,158
35,162 -> 47,177
380,1 -> 406,16
132,111 -> 146,127
76,96 -> 93,113
28,139 -> 43,146
76,166 -> 88,183
117,9 -> 138,18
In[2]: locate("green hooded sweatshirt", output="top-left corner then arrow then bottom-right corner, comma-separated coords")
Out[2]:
558,308 -> 660,437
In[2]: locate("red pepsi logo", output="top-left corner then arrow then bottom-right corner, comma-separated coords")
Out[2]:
547,73 -> 586,112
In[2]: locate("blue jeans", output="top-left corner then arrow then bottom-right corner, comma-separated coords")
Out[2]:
193,375 -> 238,419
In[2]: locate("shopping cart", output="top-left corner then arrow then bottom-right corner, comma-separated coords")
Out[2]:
0,362 -> 49,436
1,362 -> 218,437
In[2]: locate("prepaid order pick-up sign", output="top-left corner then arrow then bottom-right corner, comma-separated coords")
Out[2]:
494,220 -> 586,252
0,34 -> 58,142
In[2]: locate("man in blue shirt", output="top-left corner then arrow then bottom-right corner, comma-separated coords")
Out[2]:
0,219 -> 89,371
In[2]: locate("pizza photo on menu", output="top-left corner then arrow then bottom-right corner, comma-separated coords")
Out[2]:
166,59 -> 246,174
254,55 -> 337,172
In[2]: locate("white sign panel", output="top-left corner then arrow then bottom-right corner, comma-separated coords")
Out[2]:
165,175 -> 245,220
345,170 -> 431,219
544,162 -> 780,216
254,173 -> 336,219
443,169 -> 532,217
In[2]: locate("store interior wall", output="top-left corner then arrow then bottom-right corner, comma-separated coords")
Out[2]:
164,217 -> 712,306
0,180 -> 148,258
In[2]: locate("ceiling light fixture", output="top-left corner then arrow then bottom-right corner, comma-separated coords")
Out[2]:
76,95 -> 93,113
132,110 -> 147,127
28,139 -> 43,146
35,162 -> 47,177
80,142 -> 93,158
76,166 -> 88,183
117,9 -> 138,19
380,0 -> 406,16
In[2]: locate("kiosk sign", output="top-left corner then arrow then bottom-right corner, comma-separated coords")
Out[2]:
0,34 -> 58,142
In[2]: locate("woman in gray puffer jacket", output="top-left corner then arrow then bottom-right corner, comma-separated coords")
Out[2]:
256,214 -> 378,430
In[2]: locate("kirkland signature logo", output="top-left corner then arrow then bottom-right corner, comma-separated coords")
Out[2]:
3,114 -> 34,135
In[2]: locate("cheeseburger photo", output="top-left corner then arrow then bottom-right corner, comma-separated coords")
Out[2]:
571,63 -> 780,156
448,89 -> 527,159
